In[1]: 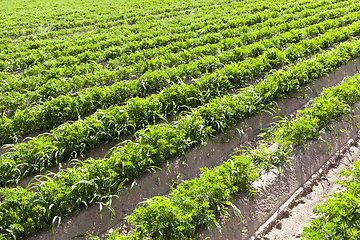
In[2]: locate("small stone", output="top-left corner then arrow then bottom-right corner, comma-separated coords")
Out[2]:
275,221 -> 282,229
297,199 -> 305,204
282,209 -> 292,218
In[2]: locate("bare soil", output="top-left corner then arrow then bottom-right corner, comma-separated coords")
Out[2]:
258,137 -> 360,240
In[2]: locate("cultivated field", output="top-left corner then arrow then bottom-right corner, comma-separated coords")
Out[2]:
1,0 -> 360,239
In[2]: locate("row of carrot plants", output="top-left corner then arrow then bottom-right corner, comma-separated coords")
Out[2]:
0,0 -> 245,38
0,4 -> 247,64
0,0 -> 269,44
2,3 -> 359,119
105,0 -> 352,70
0,0 -> 346,113
0,0 -> 283,73
0,0 -> 298,91
2,4 -> 357,118
1,18 -> 359,186
0,0 -> 344,80
109,67 -> 360,240
5,0 -> 331,42
0,0 -> 296,92
1,0 -> 271,54
1,37 -> 360,239
0,0 -> 330,78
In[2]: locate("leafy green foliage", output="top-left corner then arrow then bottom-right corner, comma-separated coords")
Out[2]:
302,160 -> 360,239
116,63 -> 360,240
1,38 -> 357,238
2,19 -> 360,187
121,156 -> 258,240
272,73 -> 360,147
2,0 -> 360,238
2,2 -> 360,143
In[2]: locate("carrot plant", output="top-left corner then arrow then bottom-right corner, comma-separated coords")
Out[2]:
3,0 -> 360,238
0,0 -> 351,106
0,0 -> 286,74
2,39 -> 360,239
270,74 -> 360,148
5,3 -> 358,119
110,72 -> 360,240
123,156 -> 258,239
2,31 -> 360,188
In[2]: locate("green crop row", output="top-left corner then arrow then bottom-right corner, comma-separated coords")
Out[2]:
1,2 -> 351,94
0,0 -> 337,86
105,0 -> 354,70
0,0 -> 271,47
2,2 -> 358,120
2,0 -> 320,95
3,0 -> 331,42
1,38 -> 360,239
110,69 -> 360,240
0,0 -> 299,94
0,0 -> 246,37
0,0 -> 286,73
0,0 -> 271,54
1,17 -> 360,187
1,5 -> 359,144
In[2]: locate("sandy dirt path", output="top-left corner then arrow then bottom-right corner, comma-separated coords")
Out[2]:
257,137 -> 360,240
